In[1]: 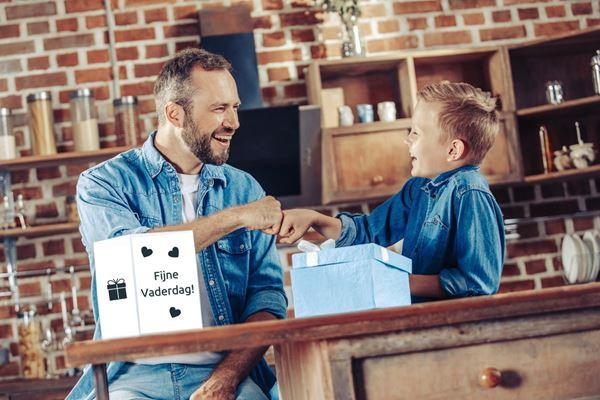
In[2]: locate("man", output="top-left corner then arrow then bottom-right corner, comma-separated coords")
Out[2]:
67,48 -> 287,400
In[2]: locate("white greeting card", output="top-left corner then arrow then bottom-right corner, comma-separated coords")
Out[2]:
94,231 -> 203,339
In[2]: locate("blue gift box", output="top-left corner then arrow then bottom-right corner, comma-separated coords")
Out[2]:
291,243 -> 412,318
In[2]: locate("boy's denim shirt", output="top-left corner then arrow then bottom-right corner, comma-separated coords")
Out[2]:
336,165 -> 505,300
67,131 -> 287,400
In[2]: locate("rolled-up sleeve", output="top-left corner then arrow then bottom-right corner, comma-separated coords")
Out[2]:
439,189 -> 505,297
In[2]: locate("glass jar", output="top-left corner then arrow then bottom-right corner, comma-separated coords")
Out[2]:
592,50 -> 600,96
27,91 -> 57,155
0,107 -> 16,160
70,89 -> 100,152
17,307 -> 46,379
114,96 -> 142,146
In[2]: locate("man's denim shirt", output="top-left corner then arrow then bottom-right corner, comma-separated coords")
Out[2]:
336,165 -> 505,300
67,131 -> 288,400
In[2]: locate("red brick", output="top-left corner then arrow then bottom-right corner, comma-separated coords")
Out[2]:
394,1 -> 441,14
17,244 -> 36,260
0,79 -> 7,92
0,96 -> 22,110
378,19 -> 401,34
573,216 -> 595,232
120,81 -> 154,96
19,281 -> 42,296
10,170 -> 29,184
534,21 -> 580,37
72,238 -> 86,253
525,259 -> 548,274
44,34 -> 95,51
263,32 -> 285,47
545,5 -> 565,18
134,62 -> 164,78
52,181 -> 77,197
516,222 -> 539,239
125,0 -> 176,5
65,0 -> 104,13
57,53 -> 78,67
502,262 -> 521,277
498,279 -> 535,293
0,306 -> 15,320
449,0 -> 496,8
29,56 -> 51,71
35,203 -> 59,219
572,2 -> 593,15
116,46 -> 139,61
284,83 -> 306,98
75,67 -> 112,84
367,35 -> 419,52
253,16 -> 272,30
115,28 -> 155,42
174,5 -> 197,19
0,362 -> 19,376
408,17 -> 428,30
36,166 -> 61,180
86,15 -> 107,29
291,29 -> 316,43
0,60 -> 22,74
67,163 -> 90,177
506,239 -> 557,258
279,11 -> 320,27
145,8 -> 168,23
362,3 -> 388,17
435,15 -> 457,27
261,87 -> 277,102
175,41 -> 199,52
504,0 -> 546,4
50,278 -> 72,293
480,26 -> 526,41
145,44 -> 168,58
115,11 -> 138,25
163,23 -> 197,38
518,7 -> 539,20
492,10 -> 512,22
18,260 -> 56,272
587,18 -> 600,27
424,30 -> 472,46
6,2 -> 56,19
56,18 -> 78,32
16,72 -> 67,90
541,276 -> 566,288
530,200 -> 580,217
267,67 -> 291,82
87,49 -> 110,64
0,325 -> 14,340
545,219 -> 565,235
263,0 -> 283,10
257,49 -> 303,64
463,12 -> 485,25
0,24 -> 19,40
0,41 -> 35,57
43,239 -> 65,256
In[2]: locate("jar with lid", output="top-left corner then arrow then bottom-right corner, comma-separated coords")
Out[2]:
17,306 -> 46,379
114,96 -> 142,146
0,108 -> 16,160
70,89 -> 100,152
592,50 -> 600,96
27,91 -> 57,155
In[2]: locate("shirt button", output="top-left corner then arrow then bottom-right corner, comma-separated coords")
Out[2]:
208,279 -> 215,286
239,244 -> 245,250
218,315 -> 224,321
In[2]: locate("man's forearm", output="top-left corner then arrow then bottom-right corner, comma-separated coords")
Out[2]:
151,208 -> 244,253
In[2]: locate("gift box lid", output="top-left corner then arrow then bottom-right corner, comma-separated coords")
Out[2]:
291,243 -> 412,273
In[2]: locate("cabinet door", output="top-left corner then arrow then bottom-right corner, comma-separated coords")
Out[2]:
480,114 -> 522,184
322,126 -> 412,204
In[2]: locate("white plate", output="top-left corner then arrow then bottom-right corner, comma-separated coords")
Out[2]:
584,229 -> 600,282
573,234 -> 591,283
561,234 -> 580,284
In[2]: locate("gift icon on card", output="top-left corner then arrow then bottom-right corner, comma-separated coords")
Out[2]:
107,278 -> 127,301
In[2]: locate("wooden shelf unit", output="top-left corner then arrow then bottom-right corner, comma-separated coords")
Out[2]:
0,222 -> 79,239
516,95 -> 600,117
524,164 -> 600,184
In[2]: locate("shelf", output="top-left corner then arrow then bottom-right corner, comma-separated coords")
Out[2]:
524,164 -> 600,184
0,146 -> 134,172
323,118 -> 412,136
516,96 -> 600,118
0,222 -> 79,239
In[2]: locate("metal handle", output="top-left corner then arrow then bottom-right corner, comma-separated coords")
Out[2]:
479,367 -> 502,389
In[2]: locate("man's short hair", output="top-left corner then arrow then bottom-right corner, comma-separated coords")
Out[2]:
153,48 -> 232,126
417,81 -> 499,164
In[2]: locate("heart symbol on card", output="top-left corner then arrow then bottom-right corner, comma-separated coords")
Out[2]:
141,247 -> 153,257
169,307 -> 181,318
168,247 -> 179,258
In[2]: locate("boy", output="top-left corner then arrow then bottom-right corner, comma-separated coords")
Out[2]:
279,81 -> 505,301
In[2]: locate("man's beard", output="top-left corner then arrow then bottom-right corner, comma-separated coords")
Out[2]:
181,116 -> 230,166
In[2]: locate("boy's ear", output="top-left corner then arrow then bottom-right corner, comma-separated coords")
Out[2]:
165,102 -> 185,129
447,139 -> 468,161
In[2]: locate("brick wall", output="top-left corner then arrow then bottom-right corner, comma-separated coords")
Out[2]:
0,0 -> 599,380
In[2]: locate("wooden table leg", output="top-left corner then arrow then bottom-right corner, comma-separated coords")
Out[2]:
93,364 -> 109,400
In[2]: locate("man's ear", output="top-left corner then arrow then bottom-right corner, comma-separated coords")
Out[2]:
165,102 -> 184,129
447,138 -> 468,161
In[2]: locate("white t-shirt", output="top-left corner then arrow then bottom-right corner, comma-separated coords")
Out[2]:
136,173 -> 223,365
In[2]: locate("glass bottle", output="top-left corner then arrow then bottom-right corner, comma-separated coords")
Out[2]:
17,306 -> 46,379
70,89 -> 100,152
27,91 -> 57,155
0,107 -> 17,160
114,96 -> 142,146
592,50 -> 600,96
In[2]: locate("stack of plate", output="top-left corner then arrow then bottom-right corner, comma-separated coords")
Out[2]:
561,229 -> 600,284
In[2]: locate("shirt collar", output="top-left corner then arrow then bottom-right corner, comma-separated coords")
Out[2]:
422,164 -> 479,195
141,130 -> 228,187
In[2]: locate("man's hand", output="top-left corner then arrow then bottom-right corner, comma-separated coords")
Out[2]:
236,196 -> 283,234
190,372 -> 237,400
278,209 -> 316,244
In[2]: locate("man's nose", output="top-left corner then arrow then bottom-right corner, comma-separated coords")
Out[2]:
223,108 -> 239,131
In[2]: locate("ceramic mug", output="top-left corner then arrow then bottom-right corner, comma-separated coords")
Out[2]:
377,101 -> 396,122
356,104 -> 374,123
338,105 -> 354,127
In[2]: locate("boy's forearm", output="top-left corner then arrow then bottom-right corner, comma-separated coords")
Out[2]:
311,211 -> 342,241
409,274 -> 447,299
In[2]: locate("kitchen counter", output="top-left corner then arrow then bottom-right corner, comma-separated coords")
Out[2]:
65,282 -> 600,399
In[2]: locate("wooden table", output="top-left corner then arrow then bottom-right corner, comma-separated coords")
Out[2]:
65,283 -> 600,400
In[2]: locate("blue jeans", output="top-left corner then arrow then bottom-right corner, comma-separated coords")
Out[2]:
91,363 -> 268,400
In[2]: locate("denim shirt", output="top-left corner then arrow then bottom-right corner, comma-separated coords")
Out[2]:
67,131 -> 287,400
336,165 -> 505,300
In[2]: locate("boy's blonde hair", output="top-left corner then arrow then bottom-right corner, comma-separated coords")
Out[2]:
417,81 -> 499,164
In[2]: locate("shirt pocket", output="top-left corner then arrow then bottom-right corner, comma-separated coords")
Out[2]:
134,213 -> 161,229
215,229 -> 252,297
416,214 -> 450,270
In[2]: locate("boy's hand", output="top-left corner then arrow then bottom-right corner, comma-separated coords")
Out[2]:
278,209 -> 316,244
